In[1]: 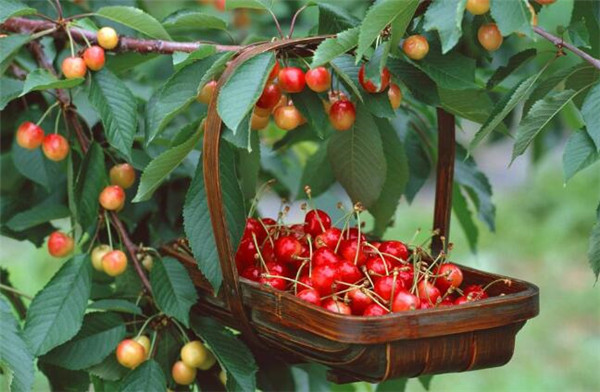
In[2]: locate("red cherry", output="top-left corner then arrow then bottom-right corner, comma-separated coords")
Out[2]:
241,265 -> 260,281
277,67 -> 306,93
417,280 -> 441,305
329,100 -> 356,131
348,288 -> 373,315
235,238 -> 258,269
102,250 -> 128,276
419,301 -> 434,310
289,223 -> 306,240
391,290 -> 420,312
396,265 -> 415,288
296,288 -> 321,306
256,83 -> 282,110
298,274 -> 313,288
322,299 -> 352,315
388,83 -> 402,110
337,261 -> 362,284
305,67 -> 331,93
265,262 -> 290,278
315,227 -> 342,249
304,209 -> 332,237
378,241 -> 409,263
312,247 -> 340,267
365,256 -> 391,277
109,163 -> 136,189
374,275 -> 403,301
259,275 -> 286,290
242,217 -> 271,243
99,185 -> 125,211
214,0 -> 226,11
268,61 -> 280,81
47,231 -> 74,257
16,122 -> 44,149
402,35 -> 430,60
273,105 -> 303,131
42,134 -> 69,161
338,239 -> 367,266
439,297 -> 454,307
311,264 -> 339,296
358,64 -> 391,93
363,303 -> 388,316
83,45 -> 105,71
454,295 -> 472,305
435,263 -> 464,294
345,228 -> 365,241
274,236 -> 302,264
463,284 -> 488,300
61,56 -> 87,79
261,240 -> 276,264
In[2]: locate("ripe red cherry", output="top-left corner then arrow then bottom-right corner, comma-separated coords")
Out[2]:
273,105 -> 303,131
102,250 -> 128,276
402,35 -> 430,60
277,67 -> 306,93
62,56 -> 87,79
256,83 -> 282,110
235,238 -> 258,269
42,134 -> 69,161
312,247 -> 340,267
435,263 -> 464,293
274,236 -> 302,264
47,231 -> 74,257
388,83 -> 402,110
463,284 -> 489,300
417,280 -> 441,305
265,262 -> 290,278
268,61 -> 280,81
358,64 -> 391,93
16,122 -> 44,150
197,80 -> 217,104
261,240 -> 276,264
259,275 -> 287,290
109,163 -> 136,189
374,275 -> 403,301
345,227 -> 366,242
391,290 -> 420,312
337,261 -> 362,284
298,274 -> 313,288
396,265 -> 415,288
305,67 -> 331,93
439,297 -> 454,307
322,299 -> 352,315
296,288 -> 321,306
378,241 -> 409,263
99,185 -> 125,211
311,264 -> 339,295
454,295 -> 472,305
329,100 -> 356,131
304,209 -> 332,237
419,301 -> 433,310
116,339 -> 146,369
363,303 -> 388,316
478,23 -> 503,51
338,239 -> 367,266
83,45 -> 105,71
242,217 -> 270,243
241,265 -> 260,281
348,289 -> 374,315
365,256 -> 391,277
315,227 -> 342,249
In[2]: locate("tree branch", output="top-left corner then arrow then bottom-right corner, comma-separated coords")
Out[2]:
534,26 -> 600,70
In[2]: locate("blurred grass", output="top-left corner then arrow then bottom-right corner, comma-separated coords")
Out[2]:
1,158 -> 599,392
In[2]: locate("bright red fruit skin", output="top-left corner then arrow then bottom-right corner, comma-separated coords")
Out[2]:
315,227 -> 341,249
311,264 -> 339,295
274,236 -> 302,264
388,83 -> 402,110
304,209 -> 332,237
62,56 -> 87,79
417,280 -> 441,305
365,256 -> 391,276
363,303 -> 388,316
338,239 -> 367,266
102,250 -> 128,276
337,261 -> 362,284
42,134 -> 69,161
463,284 -> 489,300
454,296 -> 472,305
358,64 -> 391,93
47,231 -> 74,257
374,275 -> 403,301
256,83 -> 282,109
243,217 -> 269,243
392,290 -> 420,312
378,240 -> 409,262
16,122 -> 44,149
99,185 -> 125,211
396,265 -> 415,288
322,299 -> 352,315
348,288 -> 374,315
345,227 -> 366,241
273,105 -> 303,131
265,262 -> 290,278
298,275 -> 313,288
435,263 -> 464,293
305,67 -> 331,93
235,238 -> 258,269
268,61 -> 280,81
241,265 -> 260,281
260,276 -> 287,290
329,100 -> 356,131
278,67 -> 306,93
296,288 -> 321,306
83,45 -> 105,71
312,247 -> 340,267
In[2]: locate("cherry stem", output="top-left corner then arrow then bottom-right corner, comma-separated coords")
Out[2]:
149,330 -> 158,358
294,260 -> 308,294
171,317 -> 190,344
262,274 -> 312,290
0,283 -> 33,300
135,313 -> 161,339
248,180 -> 274,218
36,101 -> 59,125
362,288 -> 390,312
64,25 -> 76,57
267,9 -> 285,39
251,233 -> 270,273
104,211 -> 114,249
288,4 -> 309,38
481,278 -> 512,293
362,242 -> 390,275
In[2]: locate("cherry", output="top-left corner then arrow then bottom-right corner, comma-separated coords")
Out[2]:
256,83 -> 282,110
42,134 -> 69,161
261,239 -> 277,264
348,288 -> 373,315
97,27 -> 119,50
439,297 -> 454,307
99,185 -> 125,211
322,299 -> 352,315
305,67 -> 331,93
47,231 -> 74,257
268,61 -> 280,81
62,56 -> 87,79
417,280 -> 441,305
478,23 -> 503,51
235,238 -> 258,269
214,0 -> 226,11
435,263 -> 463,294
337,261 -> 362,284
304,209 -> 332,237
315,227 -> 342,249
259,275 -> 287,290
329,100 -> 356,131
172,360 -> 197,385
278,67 -> 306,93
338,239 -> 367,266
534,0 -> 555,4
134,335 -> 150,357
109,163 -> 136,189
16,122 -> 44,149
181,341 -> 212,369
91,244 -> 111,271
274,236 -> 302,264
251,112 -> 270,130
391,290 -> 420,312
241,265 -> 261,281
298,274 -> 313,288
358,64 -> 391,93
363,303 -> 388,316
101,250 -> 128,276
463,284 -> 489,300
273,105 -> 303,131
242,217 -> 270,243
311,264 -> 339,295
116,339 -> 146,369
83,45 -> 105,71
260,262 -> 289,290
396,265 -> 415,288
466,0 -> 490,15
296,288 -> 321,306
312,247 -> 340,267
374,275 -> 403,301
402,35 -> 430,60
265,262 -> 290,278
378,241 -> 409,263
197,80 -> 217,104
365,256 -> 391,277
388,83 -> 402,110
454,295 -> 472,305
345,228 -> 366,242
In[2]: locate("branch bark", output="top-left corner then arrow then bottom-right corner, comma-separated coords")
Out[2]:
534,26 -> 600,70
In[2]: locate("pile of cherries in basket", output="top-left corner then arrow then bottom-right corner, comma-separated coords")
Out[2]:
235,205 -> 510,316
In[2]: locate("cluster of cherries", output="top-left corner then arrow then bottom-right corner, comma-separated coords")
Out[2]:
61,26 -> 118,79
235,205 -> 508,316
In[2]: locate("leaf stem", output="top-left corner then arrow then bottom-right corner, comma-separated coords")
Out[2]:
0,283 -> 33,300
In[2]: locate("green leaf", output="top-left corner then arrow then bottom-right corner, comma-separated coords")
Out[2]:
365,41 -> 391,89
96,6 -> 172,40
20,69 -> 83,96
195,52 -> 235,96
173,45 -> 217,71
588,219 -> 600,282
376,378 -> 407,392
581,82 -> 600,150
412,48 -> 477,90
291,89 -> 331,138
163,10 -> 227,33
42,312 -> 126,370
439,88 -> 507,134
145,54 -> 221,144
298,141 -> 335,198
357,0 -> 419,59
88,299 -> 143,315
512,89 -> 579,161
223,112 -> 252,151
226,0 -> 272,10
6,203 -> 70,231
133,126 -> 201,202
423,0 -> 467,54
183,143 -> 246,292
403,128 -> 432,203
370,118 -> 408,237
490,0 -> 533,37
311,27 -> 359,68
0,0 -> 35,23
38,362 -> 90,392
327,105 -> 386,208
191,315 -> 257,392
418,375 -> 434,390
0,34 -> 31,74
364,91 -> 395,119
569,19 -> 591,49
88,69 -> 137,160
150,257 -> 198,327
453,186 -> 479,253
87,353 -> 128,381
75,143 -> 107,230
330,55 -> 363,102
486,49 -> 537,89
562,129 -> 599,182
317,2 -> 360,35
23,255 -> 92,355
387,57 -> 439,105
0,77 -> 23,110
239,131 -> 261,201
218,52 -> 275,132
12,140 -> 63,191
0,296 -> 34,392
119,360 -> 166,392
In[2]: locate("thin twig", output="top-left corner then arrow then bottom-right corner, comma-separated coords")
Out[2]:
288,5 -> 309,39
0,283 -> 33,300
534,26 -> 600,70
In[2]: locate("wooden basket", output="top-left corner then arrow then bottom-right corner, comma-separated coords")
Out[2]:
163,37 -> 540,383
